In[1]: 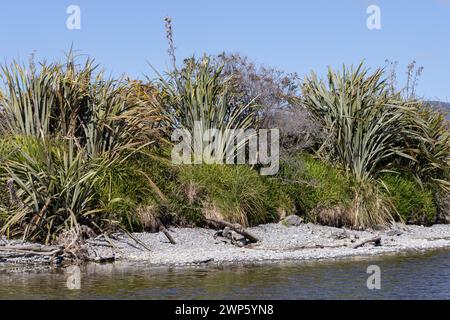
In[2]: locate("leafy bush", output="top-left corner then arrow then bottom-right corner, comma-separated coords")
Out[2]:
0,55 -> 160,158
96,149 -> 180,231
96,158 -> 157,231
262,177 -> 297,220
295,155 -> 354,213
303,63 -> 415,182
381,174 -> 437,225
212,53 -> 321,152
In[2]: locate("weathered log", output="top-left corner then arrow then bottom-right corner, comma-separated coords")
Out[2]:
156,218 -> 176,245
0,245 -> 63,256
206,218 -> 259,243
213,227 -> 248,247
0,244 -> 61,251
191,258 -> 214,265
353,236 -> 381,249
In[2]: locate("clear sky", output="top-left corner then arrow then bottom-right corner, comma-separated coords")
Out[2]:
1,0 -> 450,100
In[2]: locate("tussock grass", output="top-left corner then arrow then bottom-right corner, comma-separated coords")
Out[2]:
381,174 -> 436,225
178,164 -> 275,227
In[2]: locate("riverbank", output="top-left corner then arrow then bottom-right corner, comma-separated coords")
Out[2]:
1,249 -> 449,299
1,222 -> 450,267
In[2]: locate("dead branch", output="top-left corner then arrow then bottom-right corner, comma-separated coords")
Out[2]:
214,227 -> 248,247
156,218 -> 176,244
0,243 -> 61,251
0,243 -> 64,258
353,236 -> 381,249
206,218 -> 259,243
191,258 -> 214,265
0,247 -> 63,256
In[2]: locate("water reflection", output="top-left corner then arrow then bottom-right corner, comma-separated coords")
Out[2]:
0,249 -> 448,299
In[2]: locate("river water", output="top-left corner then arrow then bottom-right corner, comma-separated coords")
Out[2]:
0,249 -> 448,299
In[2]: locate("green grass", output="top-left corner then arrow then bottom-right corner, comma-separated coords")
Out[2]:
177,164 -> 276,227
381,174 -> 437,225
272,153 -> 354,216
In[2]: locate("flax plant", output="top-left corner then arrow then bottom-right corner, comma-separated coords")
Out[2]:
157,56 -> 258,163
0,55 -> 163,242
302,63 -> 431,227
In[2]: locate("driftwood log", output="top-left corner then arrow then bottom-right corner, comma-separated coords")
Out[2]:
206,218 -> 259,243
353,236 -> 381,249
0,243 -> 64,261
214,227 -> 246,247
156,218 -> 176,245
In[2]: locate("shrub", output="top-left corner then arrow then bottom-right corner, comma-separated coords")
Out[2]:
96,157 -> 158,231
213,53 -> 321,152
303,63 -> 415,182
397,104 -> 450,192
381,174 -> 437,225
0,55 -> 160,158
95,149 -> 180,231
263,177 -> 297,220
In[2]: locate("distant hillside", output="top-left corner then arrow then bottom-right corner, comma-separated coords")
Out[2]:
427,101 -> 450,120
427,100 -> 450,109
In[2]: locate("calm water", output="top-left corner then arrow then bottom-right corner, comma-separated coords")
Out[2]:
0,249 -> 449,299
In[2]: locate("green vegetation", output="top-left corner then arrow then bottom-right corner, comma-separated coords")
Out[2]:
0,55 -> 161,243
381,174 -> 436,225
0,46 -> 448,246
178,164 -> 275,227
0,137 -> 105,243
271,154 -> 355,226
279,154 -> 354,212
158,56 -> 258,163
302,63 -> 449,228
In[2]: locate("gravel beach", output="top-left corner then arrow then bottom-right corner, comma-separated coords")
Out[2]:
1,222 -> 450,267
94,222 -> 450,266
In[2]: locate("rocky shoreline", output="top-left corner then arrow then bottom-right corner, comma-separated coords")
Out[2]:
2,221 -> 449,268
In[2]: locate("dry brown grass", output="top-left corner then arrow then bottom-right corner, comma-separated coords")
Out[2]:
135,205 -> 160,232
310,205 -> 352,228
185,182 -> 200,205
202,202 -> 226,222
309,182 -> 398,229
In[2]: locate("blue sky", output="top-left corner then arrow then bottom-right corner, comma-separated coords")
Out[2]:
1,0 -> 450,100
